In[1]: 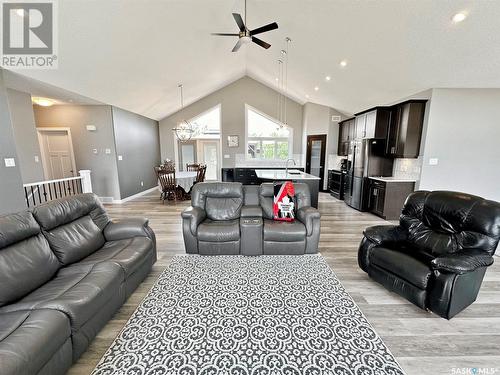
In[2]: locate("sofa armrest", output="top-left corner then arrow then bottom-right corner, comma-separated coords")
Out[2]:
297,206 -> 320,236
363,225 -> 407,245
181,206 -> 206,236
431,249 -> 494,274
104,217 -> 152,241
241,205 -> 263,218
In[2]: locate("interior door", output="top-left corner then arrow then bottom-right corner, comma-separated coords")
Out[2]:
306,134 -> 327,191
199,140 -> 219,181
38,130 -> 76,180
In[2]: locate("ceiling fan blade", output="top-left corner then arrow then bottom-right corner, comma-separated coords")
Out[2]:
232,13 -> 246,32
250,22 -> 278,36
252,36 -> 271,49
232,39 -> 244,52
211,33 -> 239,36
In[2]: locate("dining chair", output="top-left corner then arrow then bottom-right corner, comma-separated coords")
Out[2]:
196,165 -> 207,183
186,163 -> 200,172
157,169 -> 177,204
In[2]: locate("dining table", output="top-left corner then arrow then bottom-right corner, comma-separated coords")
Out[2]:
157,170 -> 197,201
175,171 -> 198,193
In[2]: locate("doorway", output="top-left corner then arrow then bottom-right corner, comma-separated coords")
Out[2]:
198,140 -> 220,181
306,134 -> 327,191
37,128 -> 77,180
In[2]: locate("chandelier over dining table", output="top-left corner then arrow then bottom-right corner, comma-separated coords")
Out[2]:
172,84 -> 194,142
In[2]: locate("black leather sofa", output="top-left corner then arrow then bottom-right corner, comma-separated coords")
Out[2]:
0,193 -> 156,375
182,182 -> 320,255
359,191 -> 500,319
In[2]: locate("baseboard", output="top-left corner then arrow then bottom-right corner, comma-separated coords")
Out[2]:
101,187 -> 159,204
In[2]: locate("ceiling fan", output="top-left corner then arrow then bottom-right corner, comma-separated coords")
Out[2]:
212,0 -> 278,52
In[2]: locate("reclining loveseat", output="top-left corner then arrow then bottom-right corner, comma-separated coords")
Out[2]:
0,193 -> 156,375
181,182 -> 320,255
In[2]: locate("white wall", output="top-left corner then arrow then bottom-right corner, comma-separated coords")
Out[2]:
419,88 -> 500,202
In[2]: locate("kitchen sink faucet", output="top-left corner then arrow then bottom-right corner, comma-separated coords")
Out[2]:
285,158 -> 296,175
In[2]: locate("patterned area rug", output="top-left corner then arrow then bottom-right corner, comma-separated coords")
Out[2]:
93,255 -> 405,375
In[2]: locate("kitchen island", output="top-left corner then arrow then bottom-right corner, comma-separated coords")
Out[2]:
255,169 -> 321,208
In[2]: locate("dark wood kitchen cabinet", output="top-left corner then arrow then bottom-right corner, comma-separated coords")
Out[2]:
368,179 -> 415,220
337,118 -> 355,156
353,108 -> 391,140
386,100 -> 427,158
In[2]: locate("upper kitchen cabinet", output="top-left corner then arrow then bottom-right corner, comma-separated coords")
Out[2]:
337,118 -> 355,156
386,100 -> 427,158
354,108 -> 391,139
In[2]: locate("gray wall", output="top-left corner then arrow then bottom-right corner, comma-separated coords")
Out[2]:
6,88 -> 45,183
0,71 -> 26,214
33,105 -> 121,201
159,76 -> 304,168
419,88 -> 500,202
112,107 -> 160,199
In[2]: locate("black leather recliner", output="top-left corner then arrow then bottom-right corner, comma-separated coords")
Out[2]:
358,190 -> 500,319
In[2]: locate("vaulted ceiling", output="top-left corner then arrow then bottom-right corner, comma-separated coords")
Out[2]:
10,0 -> 500,120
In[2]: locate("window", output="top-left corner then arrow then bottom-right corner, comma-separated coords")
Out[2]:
189,105 -> 221,139
246,105 -> 292,160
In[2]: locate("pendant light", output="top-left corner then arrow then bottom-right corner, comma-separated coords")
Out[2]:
172,84 -> 194,142
276,37 -> 291,129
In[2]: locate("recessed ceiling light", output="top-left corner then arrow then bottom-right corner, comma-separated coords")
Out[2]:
32,97 -> 54,107
275,77 -> 279,82
339,60 -> 348,68
314,86 -> 319,91
452,12 -> 467,23
305,94 -> 310,99
325,76 -> 331,81
16,9 -> 24,17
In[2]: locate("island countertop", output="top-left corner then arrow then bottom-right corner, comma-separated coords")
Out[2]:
255,169 -> 321,180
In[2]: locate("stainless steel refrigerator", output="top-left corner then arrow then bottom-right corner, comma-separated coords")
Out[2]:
344,139 -> 393,211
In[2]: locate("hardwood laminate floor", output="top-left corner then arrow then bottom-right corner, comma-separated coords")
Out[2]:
68,192 -> 500,375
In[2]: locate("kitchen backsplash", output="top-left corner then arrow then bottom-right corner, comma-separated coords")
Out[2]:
393,157 -> 423,180
328,154 -> 345,170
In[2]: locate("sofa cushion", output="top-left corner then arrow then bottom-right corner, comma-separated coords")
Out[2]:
42,215 -> 106,265
198,219 -> 240,242
74,237 -> 154,277
370,247 -> 431,289
263,219 -> 306,242
0,262 -> 123,331
0,309 -> 71,375
0,212 -> 60,307
33,193 -> 109,231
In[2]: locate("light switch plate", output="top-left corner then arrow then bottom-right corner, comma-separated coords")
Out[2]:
429,158 -> 439,165
86,125 -> 97,131
224,154 -> 230,159
92,149 -> 98,155
4,158 -> 15,167
105,148 -> 111,154
34,155 -> 39,163
118,155 -> 123,161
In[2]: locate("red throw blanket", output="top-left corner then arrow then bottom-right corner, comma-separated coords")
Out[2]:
273,181 -> 295,221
